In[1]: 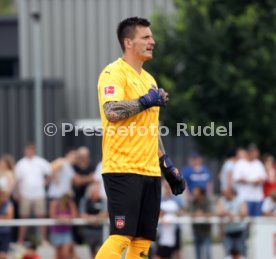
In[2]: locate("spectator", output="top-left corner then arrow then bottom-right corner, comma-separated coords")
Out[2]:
48,148 -> 77,200
79,182 -> 107,258
220,148 -> 237,192
154,181 -> 185,259
0,154 -> 18,243
232,148 -> 250,201
72,146 -> 96,245
0,179 -> 14,259
262,154 -> 276,197
73,147 -> 96,206
181,152 -> 213,199
189,187 -> 212,259
216,187 -> 247,257
262,190 -> 276,216
49,193 -> 77,259
233,146 -> 266,216
93,161 -> 106,199
15,144 -> 51,244
0,154 -> 16,196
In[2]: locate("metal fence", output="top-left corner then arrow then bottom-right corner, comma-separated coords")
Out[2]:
0,216 -> 274,259
0,79 -> 64,160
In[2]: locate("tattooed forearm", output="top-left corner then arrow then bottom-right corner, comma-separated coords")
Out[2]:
103,100 -> 146,122
158,134 -> 166,157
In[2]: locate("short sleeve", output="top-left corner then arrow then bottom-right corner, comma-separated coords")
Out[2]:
98,68 -> 125,104
41,159 -> 51,176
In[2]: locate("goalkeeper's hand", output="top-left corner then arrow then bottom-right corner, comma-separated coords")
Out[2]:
159,154 -> 185,195
139,88 -> 168,109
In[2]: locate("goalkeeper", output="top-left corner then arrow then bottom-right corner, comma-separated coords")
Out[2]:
96,17 -> 185,259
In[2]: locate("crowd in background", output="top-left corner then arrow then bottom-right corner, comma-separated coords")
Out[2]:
0,143 -> 276,259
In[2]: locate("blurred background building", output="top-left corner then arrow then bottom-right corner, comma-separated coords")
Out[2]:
1,0 -> 195,167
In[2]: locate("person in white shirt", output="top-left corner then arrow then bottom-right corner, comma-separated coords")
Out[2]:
220,148 -> 237,192
15,144 -> 51,244
93,161 -> 106,199
232,146 -> 266,216
262,191 -> 276,216
216,187 -> 247,257
154,181 -> 185,259
48,148 -> 77,199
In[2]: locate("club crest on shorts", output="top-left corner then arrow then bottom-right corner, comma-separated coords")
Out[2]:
115,216 -> 125,229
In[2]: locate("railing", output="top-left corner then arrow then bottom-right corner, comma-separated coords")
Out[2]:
1,217 -> 275,258
1,216 -> 276,227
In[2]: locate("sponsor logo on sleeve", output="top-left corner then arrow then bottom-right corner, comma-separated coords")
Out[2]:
104,86 -> 115,97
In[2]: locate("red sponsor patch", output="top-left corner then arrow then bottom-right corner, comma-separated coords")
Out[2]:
104,86 -> 115,96
115,216 -> 125,229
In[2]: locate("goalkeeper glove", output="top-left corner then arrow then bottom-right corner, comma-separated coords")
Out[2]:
159,154 -> 185,195
139,88 -> 167,109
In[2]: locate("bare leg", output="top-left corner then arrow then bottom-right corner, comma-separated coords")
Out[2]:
17,225 -> 27,244
37,215 -> 48,242
60,244 -> 72,259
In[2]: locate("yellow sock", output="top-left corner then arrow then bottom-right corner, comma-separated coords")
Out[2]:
125,239 -> 151,259
95,235 -> 131,259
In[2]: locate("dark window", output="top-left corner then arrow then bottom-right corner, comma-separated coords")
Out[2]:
0,58 -> 18,78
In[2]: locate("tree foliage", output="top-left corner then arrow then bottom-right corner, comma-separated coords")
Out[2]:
147,0 -> 276,157
0,0 -> 16,15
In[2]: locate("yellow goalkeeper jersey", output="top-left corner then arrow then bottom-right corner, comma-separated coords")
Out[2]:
97,58 -> 161,176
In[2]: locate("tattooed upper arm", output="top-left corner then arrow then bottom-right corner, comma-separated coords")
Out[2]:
103,100 -> 145,122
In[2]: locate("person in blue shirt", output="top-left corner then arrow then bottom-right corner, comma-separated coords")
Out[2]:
181,152 -> 213,198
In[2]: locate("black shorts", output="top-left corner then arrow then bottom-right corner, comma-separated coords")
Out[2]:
103,173 -> 161,241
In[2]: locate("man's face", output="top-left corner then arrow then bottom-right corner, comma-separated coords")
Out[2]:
189,157 -> 202,169
248,149 -> 259,160
127,26 -> 155,61
24,145 -> 36,158
78,152 -> 89,165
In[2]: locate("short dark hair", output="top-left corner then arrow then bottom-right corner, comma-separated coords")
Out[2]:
117,17 -> 151,51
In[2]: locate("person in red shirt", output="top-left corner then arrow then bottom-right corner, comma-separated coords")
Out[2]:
262,154 -> 276,197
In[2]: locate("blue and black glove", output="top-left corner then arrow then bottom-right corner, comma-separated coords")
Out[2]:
139,88 -> 167,109
159,154 -> 186,195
